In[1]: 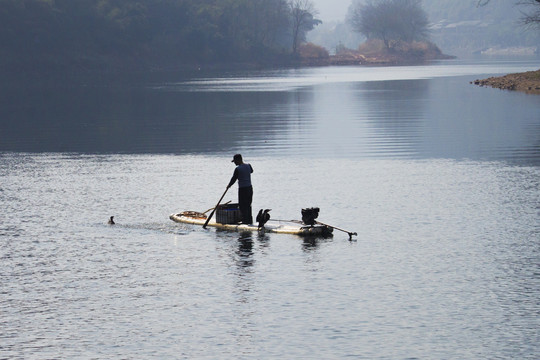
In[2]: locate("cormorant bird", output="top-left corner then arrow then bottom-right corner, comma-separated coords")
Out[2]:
256,209 -> 271,230
108,216 -> 115,225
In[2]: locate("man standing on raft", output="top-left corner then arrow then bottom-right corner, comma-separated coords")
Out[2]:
227,154 -> 254,224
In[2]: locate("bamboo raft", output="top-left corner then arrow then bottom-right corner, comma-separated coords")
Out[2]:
169,211 -> 333,236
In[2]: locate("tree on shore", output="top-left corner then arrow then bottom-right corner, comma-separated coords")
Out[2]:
289,0 -> 321,54
347,0 -> 430,50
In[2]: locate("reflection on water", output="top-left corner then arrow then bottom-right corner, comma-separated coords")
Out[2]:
156,61 -> 539,92
2,59 -> 539,358
1,60 -> 539,164
236,232 -> 255,268
0,153 -> 539,359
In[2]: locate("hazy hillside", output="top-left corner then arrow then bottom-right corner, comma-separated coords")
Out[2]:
424,0 -> 540,55
0,0 -> 316,75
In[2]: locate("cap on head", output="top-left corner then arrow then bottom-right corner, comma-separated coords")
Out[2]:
232,154 -> 242,162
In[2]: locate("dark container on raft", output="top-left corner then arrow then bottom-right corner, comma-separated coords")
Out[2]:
216,203 -> 242,224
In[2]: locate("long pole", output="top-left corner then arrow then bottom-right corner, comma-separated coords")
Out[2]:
203,187 -> 229,229
316,221 -> 357,240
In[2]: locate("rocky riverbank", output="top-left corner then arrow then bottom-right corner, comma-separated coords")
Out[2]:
472,69 -> 540,94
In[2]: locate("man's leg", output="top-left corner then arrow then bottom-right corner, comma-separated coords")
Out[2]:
238,186 -> 253,224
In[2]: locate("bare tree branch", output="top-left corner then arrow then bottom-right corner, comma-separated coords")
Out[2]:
479,0 -> 540,26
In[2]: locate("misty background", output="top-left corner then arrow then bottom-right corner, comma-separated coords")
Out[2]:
1,0 -> 539,79
309,0 -> 540,56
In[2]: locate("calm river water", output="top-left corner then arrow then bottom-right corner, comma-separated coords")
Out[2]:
1,59 -> 539,359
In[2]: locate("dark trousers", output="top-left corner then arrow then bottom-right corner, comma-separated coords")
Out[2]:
238,186 -> 253,224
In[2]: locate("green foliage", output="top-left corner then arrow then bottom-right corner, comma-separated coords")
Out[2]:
0,0 -> 319,72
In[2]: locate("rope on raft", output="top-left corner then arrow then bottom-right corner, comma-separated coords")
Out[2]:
178,201 -> 232,220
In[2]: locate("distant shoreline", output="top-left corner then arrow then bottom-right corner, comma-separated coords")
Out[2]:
301,52 -> 455,67
1,40 -> 455,83
472,69 -> 540,95
300,39 -> 455,67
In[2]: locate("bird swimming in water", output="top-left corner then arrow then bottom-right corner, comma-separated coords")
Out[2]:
108,216 -> 115,225
256,209 -> 271,230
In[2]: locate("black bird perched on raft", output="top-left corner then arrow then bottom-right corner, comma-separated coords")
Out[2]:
108,216 -> 115,225
256,209 -> 271,230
